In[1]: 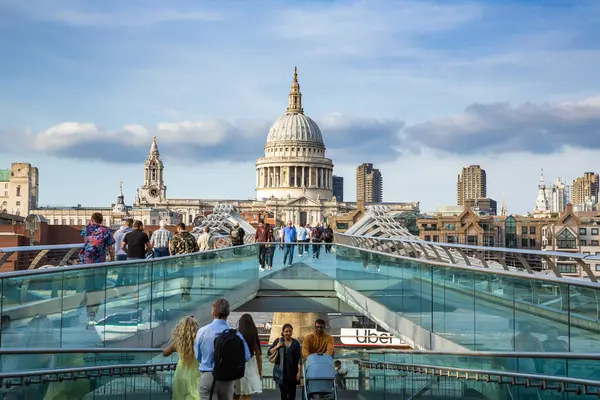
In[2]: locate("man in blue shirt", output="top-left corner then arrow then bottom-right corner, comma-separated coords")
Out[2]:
280,220 -> 297,266
194,298 -> 251,399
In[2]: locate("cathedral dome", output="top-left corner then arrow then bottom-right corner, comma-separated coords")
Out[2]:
266,113 -> 323,144
264,67 -> 325,148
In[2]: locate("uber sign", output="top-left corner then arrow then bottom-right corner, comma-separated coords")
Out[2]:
340,328 -> 406,346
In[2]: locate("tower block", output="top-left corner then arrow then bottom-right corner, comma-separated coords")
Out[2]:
268,312 -> 329,344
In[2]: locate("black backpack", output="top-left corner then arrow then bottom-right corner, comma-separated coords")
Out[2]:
312,228 -> 322,241
213,329 -> 246,382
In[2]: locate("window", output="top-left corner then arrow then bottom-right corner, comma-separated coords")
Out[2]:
529,238 -> 536,248
580,228 -> 587,235
521,238 -> 528,247
557,264 -> 577,274
447,236 -> 456,243
16,185 -> 21,197
483,236 -> 494,247
581,240 -> 587,246
15,201 -> 20,206
592,228 -> 599,235
593,240 -> 599,246
444,223 -> 455,230
522,226 -> 528,234
61,219 -> 66,225
69,219 -> 74,225
467,235 -> 477,245
53,219 -> 58,225
433,235 -> 439,242
556,229 -> 577,249
530,226 -> 536,234
424,235 -> 431,241
77,219 -> 82,225
505,216 -> 517,248
151,219 -> 156,225
596,265 -> 600,272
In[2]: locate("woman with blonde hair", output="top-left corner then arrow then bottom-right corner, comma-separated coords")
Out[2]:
163,316 -> 201,400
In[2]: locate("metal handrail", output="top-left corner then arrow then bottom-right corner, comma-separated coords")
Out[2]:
2,347 -> 600,360
2,240 -> 600,290
0,361 -> 176,380
334,242 -> 600,289
0,243 -> 81,253
0,241 -> 259,278
1,357 -> 599,395
337,232 -> 600,261
357,360 -> 600,391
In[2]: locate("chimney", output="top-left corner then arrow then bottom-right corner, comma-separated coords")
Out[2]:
565,203 -> 573,214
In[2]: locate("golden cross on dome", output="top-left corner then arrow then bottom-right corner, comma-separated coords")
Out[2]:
293,66 -> 298,83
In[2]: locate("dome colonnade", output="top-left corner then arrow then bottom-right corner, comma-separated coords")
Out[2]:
256,67 -> 334,201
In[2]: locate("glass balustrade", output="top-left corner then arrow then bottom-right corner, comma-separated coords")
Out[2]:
329,245 -> 600,357
2,241 -> 600,379
0,245 -> 260,349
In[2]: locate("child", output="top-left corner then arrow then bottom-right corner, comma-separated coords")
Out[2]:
334,360 -> 347,390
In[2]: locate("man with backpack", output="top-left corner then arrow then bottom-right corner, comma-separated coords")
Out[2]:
323,223 -> 334,253
230,223 -> 245,246
310,223 -> 323,259
170,222 -> 199,302
195,298 -> 251,400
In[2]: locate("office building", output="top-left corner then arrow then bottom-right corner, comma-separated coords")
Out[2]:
356,163 -> 383,203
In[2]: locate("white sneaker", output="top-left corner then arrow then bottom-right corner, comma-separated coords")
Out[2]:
260,267 -> 265,272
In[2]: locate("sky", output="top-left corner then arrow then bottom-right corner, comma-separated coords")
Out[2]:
1,0 -> 600,214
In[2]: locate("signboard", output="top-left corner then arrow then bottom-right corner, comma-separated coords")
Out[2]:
340,328 -> 406,346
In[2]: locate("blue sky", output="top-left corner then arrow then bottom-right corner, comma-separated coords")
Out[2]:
1,0 -> 600,213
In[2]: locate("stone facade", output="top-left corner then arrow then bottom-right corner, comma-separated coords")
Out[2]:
541,203 -> 600,277
0,163 -> 39,217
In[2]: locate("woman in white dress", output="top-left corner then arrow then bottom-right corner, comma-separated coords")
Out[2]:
234,314 -> 263,400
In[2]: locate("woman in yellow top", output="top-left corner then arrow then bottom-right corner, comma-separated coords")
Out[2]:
163,316 -> 201,400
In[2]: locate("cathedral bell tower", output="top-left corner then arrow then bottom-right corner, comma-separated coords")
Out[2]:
139,136 -> 167,205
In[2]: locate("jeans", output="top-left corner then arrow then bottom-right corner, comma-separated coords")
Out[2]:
258,244 -> 268,267
153,247 -> 169,258
283,243 -> 294,265
325,242 -> 333,252
312,242 -> 321,258
298,240 -> 309,255
268,246 -> 275,267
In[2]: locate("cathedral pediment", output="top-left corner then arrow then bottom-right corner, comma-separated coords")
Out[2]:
285,196 -> 321,207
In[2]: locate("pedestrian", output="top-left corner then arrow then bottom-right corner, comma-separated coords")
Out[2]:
234,314 -> 263,399
310,224 -> 323,259
151,220 -> 172,258
113,219 -> 133,261
170,223 -> 199,301
323,224 -> 334,253
296,223 -> 308,256
265,223 -> 275,270
79,212 -> 115,292
268,323 -> 301,400
230,223 -> 245,247
122,220 -> 152,284
255,222 -> 269,272
194,299 -> 251,400
163,316 -> 201,400
280,221 -> 297,267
